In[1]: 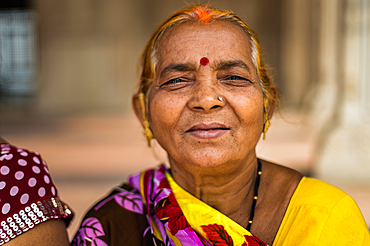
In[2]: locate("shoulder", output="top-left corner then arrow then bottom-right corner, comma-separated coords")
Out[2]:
293,177 -> 348,207
292,177 -> 368,231
0,144 -> 73,244
81,183 -> 147,225
71,183 -> 152,246
0,144 -> 61,207
260,160 -> 303,198
261,159 -> 351,208
275,177 -> 370,244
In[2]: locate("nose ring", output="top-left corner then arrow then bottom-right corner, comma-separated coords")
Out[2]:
217,96 -> 223,102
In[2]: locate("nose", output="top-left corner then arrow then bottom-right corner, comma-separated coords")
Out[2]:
187,84 -> 226,112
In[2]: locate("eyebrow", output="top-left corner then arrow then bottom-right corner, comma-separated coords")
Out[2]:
158,59 -> 252,79
159,63 -> 197,79
212,60 -> 251,73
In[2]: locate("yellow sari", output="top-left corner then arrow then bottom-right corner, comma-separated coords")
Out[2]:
274,177 -> 369,245
169,174 -> 370,245
167,173 -> 266,245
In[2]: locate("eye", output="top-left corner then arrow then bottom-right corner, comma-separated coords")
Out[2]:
220,75 -> 252,87
161,77 -> 188,87
225,75 -> 248,81
166,78 -> 183,84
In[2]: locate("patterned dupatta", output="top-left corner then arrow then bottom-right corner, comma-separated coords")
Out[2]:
128,165 -> 267,246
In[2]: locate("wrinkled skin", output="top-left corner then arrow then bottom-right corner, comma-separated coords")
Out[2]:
148,21 -> 265,176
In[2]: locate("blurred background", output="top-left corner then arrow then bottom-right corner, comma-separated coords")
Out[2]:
0,0 -> 369,238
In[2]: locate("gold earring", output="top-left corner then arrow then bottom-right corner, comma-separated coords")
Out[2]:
263,98 -> 270,140
139,93 -> 153,147
263,119 -> 270,140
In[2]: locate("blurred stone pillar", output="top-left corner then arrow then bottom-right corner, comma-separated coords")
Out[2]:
280,0 -> 320,108
314,0 -> 370,183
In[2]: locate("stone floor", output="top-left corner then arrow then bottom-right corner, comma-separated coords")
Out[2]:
1,112 -> 369,239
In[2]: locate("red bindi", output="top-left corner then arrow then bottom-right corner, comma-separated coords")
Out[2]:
200,57 -> 209,66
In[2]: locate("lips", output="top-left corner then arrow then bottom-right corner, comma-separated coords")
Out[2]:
186,122 -> 230,139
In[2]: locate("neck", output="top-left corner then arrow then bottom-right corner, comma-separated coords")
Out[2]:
170,156 -> 258,226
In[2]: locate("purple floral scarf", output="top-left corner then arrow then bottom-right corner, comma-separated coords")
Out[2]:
71,165 -> 267,246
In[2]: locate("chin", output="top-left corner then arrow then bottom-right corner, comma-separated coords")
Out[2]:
185,150 -> 235,169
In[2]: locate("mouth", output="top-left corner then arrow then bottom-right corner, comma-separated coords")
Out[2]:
186,123 -> 230,139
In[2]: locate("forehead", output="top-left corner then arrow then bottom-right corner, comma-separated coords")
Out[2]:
155,20 -> 253,68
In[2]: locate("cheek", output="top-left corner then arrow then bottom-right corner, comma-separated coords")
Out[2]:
148,93 -> 186,137
232,92 -> 264,127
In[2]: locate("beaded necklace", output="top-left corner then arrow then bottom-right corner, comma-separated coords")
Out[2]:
246,158 -> 262,231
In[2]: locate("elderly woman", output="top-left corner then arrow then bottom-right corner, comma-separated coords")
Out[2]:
72,4 -> 369,246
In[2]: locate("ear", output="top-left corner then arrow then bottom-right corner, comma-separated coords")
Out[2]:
132,94 -> 145,128
267,86 -> 278,120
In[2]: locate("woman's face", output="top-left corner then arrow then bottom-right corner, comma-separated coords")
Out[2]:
143,20 -> 265,171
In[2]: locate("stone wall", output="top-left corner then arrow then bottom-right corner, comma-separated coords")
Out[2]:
33,0 -> 289,115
